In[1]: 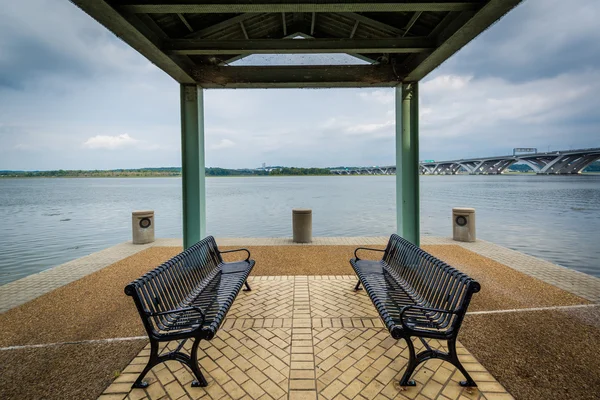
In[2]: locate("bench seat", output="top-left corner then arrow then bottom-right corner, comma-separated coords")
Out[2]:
353,259 -> 462,340
149,269 -> 249,339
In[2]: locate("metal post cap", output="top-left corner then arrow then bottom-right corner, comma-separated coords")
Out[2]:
292,209 -> 312,214
132,210 -> 154,217
452,207 -> 475,214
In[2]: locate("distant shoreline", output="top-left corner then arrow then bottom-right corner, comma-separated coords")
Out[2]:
1,172 -> 599,178
1,164 -> 599,178
0,174 -> 332,179
0,166 -> 331,179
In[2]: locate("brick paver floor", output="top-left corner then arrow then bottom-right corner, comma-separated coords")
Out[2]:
99,276 -> 514,400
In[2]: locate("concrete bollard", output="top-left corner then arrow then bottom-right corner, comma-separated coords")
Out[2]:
292,209 -> 312,243
452,207 -> 476,242
132,210 -> 155,244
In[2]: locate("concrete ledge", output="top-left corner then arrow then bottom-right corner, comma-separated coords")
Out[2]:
0,242 -> 155,313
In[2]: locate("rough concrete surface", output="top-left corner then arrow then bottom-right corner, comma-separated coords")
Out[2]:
0,341 -> 146,400
0,247 -> 181,347
425,245 -> 589,311
461,307 -> 600,400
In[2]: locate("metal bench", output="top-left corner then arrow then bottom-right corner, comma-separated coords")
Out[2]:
125,235 -> 254,388
350,234 -> 481,387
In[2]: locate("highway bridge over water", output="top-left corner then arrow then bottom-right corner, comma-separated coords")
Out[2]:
331,148 -> 600,175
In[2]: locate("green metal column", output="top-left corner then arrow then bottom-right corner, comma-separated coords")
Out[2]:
395,83 -> 420,246
181,84 -> 206,249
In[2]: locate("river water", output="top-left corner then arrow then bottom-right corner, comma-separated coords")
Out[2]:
0,175 -> 598,285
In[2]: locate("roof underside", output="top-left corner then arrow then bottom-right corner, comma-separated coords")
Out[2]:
71,1 -> 522,88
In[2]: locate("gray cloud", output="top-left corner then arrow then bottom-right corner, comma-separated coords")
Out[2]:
0,0 -> 599,170
0,32 -> 87,90
0,0 -> 150,90
440,0 -> 600,82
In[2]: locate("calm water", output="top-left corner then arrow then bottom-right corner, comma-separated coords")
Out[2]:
0,175 -> 599,285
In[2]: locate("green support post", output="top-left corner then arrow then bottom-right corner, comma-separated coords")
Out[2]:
180,84 -> 206,249
395,83 -> 420,246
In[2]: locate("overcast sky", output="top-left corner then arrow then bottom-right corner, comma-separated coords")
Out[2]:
1,0 -> 599,170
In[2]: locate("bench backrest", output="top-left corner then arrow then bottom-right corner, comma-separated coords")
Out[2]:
125,236 -> 222,334
382,234 -> 480,331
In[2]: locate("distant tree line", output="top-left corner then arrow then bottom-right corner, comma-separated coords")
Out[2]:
269,167 -> 332,176
206,168 -> 268,176
0,166 -> 333,178
0,168 -> 181,178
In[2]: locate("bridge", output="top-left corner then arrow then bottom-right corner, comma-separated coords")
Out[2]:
331,147 -> 600,175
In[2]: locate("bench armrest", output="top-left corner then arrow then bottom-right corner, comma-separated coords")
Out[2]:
219,248 -> 251,262
148,306 -> 205,320
354,247 -> 385,261
399,305 -> 456,331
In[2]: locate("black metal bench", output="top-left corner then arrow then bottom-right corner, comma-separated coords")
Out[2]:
125,236 -> 254,388
350,234 -> 481,387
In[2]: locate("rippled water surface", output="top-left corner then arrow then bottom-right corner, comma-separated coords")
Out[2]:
1,175 -> 598,284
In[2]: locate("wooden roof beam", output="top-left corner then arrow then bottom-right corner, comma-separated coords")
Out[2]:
349,20 -> 359,38
402,11 -> 422,37
239,21 -> 249,39
193,65 -> 402,88
120,2 -> 480,14
165,38 -> 434,55
177,13 -> 194,32
185,13 -> 260,39
337,12 -> 405,37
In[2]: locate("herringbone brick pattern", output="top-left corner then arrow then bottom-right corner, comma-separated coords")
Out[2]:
106,328 -> 291,400
228,280 -> 295,319
313,328 -> 499,400
98,277 -> 514,400
309,279 -> 378,318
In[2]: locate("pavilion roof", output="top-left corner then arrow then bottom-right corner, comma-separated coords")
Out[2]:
71,1 -> 522,88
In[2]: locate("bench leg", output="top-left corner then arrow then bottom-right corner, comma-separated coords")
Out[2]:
448,339 -> 477,387
398,337 -> 477,388
399,337 -> 418,386
131,337 -> 209,389
243,280 -> 252,291
132,340 -> 160,389
189,337 -> 209,387
354,281 -> 363,291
